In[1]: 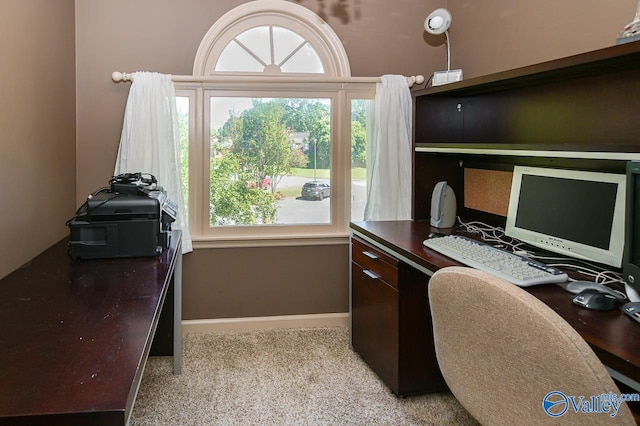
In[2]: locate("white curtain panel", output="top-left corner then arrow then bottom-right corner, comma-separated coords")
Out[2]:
114,72 -> 193,253
364,75 -> 413,221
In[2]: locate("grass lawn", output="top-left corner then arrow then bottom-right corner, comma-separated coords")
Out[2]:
272,168 -> 366,199
276,186 -> 303,198
290,167 -> 366,180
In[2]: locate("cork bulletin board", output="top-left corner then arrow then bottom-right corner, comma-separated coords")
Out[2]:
464,168 -> 513,217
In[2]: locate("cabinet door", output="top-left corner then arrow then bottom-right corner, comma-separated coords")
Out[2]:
414,96 -> 463,143
398,263 -> 448,394
351,262 -> 400,394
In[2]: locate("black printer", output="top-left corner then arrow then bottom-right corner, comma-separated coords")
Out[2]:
67,173 -> 177,260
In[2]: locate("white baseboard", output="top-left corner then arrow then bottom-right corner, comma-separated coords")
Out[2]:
182,312 -> 349,334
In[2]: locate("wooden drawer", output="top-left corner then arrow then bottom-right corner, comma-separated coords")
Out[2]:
352,237 -> 398,289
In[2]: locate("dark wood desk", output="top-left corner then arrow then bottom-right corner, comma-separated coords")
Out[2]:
0,230 -> 182,425
350,220 -> 640,394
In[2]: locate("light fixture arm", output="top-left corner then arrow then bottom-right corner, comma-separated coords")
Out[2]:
445,30 -> 451,72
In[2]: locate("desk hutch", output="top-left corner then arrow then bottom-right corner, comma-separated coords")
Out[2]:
350,40 -> 640,413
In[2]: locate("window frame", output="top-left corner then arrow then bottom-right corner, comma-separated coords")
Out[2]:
176,81 -> 375,248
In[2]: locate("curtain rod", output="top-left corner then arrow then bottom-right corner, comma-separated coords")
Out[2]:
111,72 -> 425,87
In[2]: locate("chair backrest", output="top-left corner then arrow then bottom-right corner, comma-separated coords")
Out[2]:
428,266 -> 635,425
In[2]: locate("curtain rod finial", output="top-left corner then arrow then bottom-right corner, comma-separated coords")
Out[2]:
407,75 -> 425,87
112,71 -> 132,82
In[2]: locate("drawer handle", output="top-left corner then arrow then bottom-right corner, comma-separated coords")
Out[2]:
363,269 -> 380,280
362,251 -> 379,260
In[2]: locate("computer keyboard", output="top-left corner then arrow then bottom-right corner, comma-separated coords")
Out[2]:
423,235 -> 568,287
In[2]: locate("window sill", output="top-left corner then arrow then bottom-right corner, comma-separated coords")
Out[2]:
191,233 -> 350,249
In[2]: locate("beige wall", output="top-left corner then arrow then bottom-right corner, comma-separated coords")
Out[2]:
448,0 -> 638,79
184,244 -> 349,319
0,1 -> 76,279
74,0 -> 443,320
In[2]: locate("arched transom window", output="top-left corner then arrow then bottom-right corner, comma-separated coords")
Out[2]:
216,25 -> 324,74
192,0 -> 350,77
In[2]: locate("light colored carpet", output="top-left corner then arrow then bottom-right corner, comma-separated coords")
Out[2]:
130,326 -> 478,425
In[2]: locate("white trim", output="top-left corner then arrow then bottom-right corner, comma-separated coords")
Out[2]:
415,146 -> 640,161
192,234 -> 349,249
182,312 -> 349,333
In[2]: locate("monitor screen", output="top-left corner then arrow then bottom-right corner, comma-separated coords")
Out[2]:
506,166 -> 626,268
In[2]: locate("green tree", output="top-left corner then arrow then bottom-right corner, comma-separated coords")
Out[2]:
177,106 -> 190,209
351,120 -> 366,167
281,98 -> 329,132
209,153 -> 276,225
281,99 -> 331,170
219,112 -> 243,147
291,146 -> 309,168
351,99 -> 367,125
308,115 -> 331,169
233,101 -> 295,193
351,100 -> 368,167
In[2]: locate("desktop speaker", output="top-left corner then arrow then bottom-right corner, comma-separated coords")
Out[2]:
430,181 -> 457,228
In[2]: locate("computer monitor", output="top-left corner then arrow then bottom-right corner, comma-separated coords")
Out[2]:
623,161 -> 640,301
505,165 -> 626,268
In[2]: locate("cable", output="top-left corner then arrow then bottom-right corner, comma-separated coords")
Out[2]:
66,190 -> 126,226
548,263 -> 624,284
109,172 -> 158,195
455,217 -> 628,292
456,217 -> 520,249
65,187 -> 110,226
424,74 -> 434,88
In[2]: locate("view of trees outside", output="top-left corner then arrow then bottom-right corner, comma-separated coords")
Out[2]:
351,99 -> 369,221
176,97 -> 189,215
175,97 -> 369,227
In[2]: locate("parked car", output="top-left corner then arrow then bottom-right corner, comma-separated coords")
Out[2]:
301,181 -> 330,200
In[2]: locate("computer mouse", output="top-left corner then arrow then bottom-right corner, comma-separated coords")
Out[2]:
559,280 -> 626,300
572,289 -> 620,311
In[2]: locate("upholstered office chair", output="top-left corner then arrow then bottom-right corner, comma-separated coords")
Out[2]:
428,266 -> 635,425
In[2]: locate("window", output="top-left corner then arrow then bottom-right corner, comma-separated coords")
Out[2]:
208,96 -> 332,226
351,99 -> 371,222
177,1 -> 374,246
176,96 -> 190,211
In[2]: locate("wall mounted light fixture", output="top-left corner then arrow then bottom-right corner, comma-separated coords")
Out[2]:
424,8 -> 463,86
